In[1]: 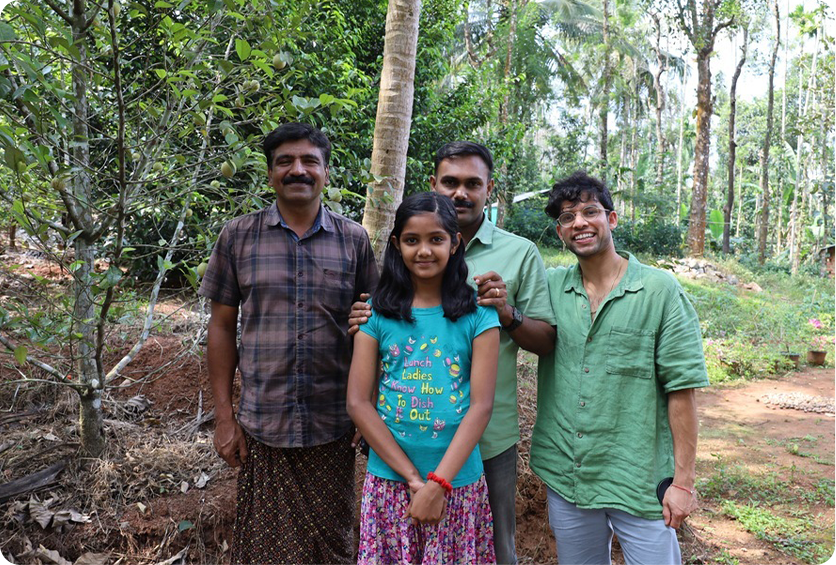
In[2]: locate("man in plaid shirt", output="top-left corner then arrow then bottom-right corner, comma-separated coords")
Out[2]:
199,123 -> 379,564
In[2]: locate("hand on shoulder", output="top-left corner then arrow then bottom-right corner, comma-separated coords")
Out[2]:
348,293 -> 372,336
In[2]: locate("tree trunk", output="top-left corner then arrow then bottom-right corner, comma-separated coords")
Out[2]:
775,0 -> 788,256
686,49 -> 713,257
619,94 -> 629,209
69,2 -> 105,458
494,0 -> 518,229
598,0 -> 611,182
735,164 -> 743,238
791,27 -> 819,274
757,5 -> 779,263
651,14 -> 667,192
724,27 -> 748,254
676,76 -> 685,224
362,0 -> 422,261
630,94 -> 638,222
679,0 -> 734,257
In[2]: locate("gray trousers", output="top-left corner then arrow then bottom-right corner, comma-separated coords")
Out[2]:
483,444 -> 518,565
546,487 -> 681,565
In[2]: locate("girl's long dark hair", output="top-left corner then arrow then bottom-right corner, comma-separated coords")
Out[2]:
374,192 -> 476,323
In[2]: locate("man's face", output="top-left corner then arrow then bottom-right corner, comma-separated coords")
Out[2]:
555,196 -> 617,258
430,155 -> 494,233
267,139 -> 329,207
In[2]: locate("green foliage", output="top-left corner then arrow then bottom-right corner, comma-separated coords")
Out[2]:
683,264 -> 834,383
505,197 -> 560,247
504,197 -> 684,257
613,220 -> 683,257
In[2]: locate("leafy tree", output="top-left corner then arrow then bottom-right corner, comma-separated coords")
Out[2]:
0,0 -> 377,456
669,0 -> 739,257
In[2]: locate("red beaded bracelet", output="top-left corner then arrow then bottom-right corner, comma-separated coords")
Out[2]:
427,472 -> 453,494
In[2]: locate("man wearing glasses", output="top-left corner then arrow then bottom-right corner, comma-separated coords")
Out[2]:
530,171 -> 708,564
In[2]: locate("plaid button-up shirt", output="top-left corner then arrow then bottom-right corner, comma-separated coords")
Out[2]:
199,203 -> 379,448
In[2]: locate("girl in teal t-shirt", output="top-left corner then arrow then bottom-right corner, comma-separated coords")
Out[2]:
347,192 -> 500,564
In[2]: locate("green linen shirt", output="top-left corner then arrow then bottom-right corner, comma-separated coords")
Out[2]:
465,216 -> 556,460
530,252 -> 708,519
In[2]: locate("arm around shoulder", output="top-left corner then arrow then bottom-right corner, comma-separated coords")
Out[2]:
507,245 -> 556,356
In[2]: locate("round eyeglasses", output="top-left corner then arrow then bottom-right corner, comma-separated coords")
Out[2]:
557,206 -> 611,228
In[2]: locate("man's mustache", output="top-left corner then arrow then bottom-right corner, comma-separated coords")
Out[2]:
282,175 -> 315,185
453,199 -> 474,209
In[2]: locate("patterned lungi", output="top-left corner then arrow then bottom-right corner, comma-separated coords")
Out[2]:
231,431 -> 355,564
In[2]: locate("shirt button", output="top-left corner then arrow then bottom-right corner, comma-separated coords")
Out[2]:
584,367 -> 590,373
577,432 -> 583,438
587,336 -> 592,342
575,462 -> 581,468
298,333 -> 304,340
297,241 -> 303,247
582,304 -> 587,309
298,271 -> 304,277
297,302 -> 304,309
580,401 -> 586,407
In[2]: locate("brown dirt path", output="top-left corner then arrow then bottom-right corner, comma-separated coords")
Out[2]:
687,368 -> 835,564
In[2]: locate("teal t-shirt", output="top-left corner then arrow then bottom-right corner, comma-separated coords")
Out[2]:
359,304 -> 500,487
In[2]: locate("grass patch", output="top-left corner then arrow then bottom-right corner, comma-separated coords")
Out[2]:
539,246 -> 577,269
763,437 -> 834,466
700,461 -> 789,504
721,501 -> 832,564
699,457 -> 834,507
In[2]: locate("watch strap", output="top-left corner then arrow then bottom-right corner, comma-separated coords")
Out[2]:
504,306 -> 523,332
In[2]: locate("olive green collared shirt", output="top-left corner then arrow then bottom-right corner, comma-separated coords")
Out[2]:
465,217 -> 556,460
530,252 -> 708,519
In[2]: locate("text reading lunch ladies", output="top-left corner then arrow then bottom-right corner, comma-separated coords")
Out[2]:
347,192 -> 500,564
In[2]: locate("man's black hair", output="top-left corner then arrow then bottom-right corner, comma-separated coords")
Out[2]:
374,192 -> 476,323
433,141 -> 493,176
262,123 -> 331,169
544,171 -> 615,218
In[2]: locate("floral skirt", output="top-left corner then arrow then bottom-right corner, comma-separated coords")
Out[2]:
358,473 -> 496,565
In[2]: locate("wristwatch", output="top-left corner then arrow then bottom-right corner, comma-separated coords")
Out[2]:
503,306 -> 523,332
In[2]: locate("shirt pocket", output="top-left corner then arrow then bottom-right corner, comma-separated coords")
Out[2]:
321,266 -> 354,313
605,326 -> 656,378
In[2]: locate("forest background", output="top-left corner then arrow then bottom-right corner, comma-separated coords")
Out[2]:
0,0 -> 833,563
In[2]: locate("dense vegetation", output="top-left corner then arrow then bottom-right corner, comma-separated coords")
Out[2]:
0,0 -> 832,456
540,247 -> 835,384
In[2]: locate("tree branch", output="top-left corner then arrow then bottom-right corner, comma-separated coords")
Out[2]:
712,17 -> 736,38
41,0 -> 73,25
0,333 -> 70,383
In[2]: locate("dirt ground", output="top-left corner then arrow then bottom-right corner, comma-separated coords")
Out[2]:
689,369 -> 835,565
2,339 -> 832,564
0,247 -> 833,564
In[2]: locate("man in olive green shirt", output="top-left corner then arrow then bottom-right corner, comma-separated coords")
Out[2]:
531,171 -> 708,565
352,142 -> 555,564
431,142 -> 556,565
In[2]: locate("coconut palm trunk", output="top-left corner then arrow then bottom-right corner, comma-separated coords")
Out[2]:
362,0 -> 422,261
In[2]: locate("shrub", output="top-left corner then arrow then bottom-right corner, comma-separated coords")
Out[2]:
504,197 -> 560,247
613,220 -> 683,257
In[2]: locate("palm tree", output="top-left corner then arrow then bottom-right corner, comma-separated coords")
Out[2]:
363,0 -> 423,260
